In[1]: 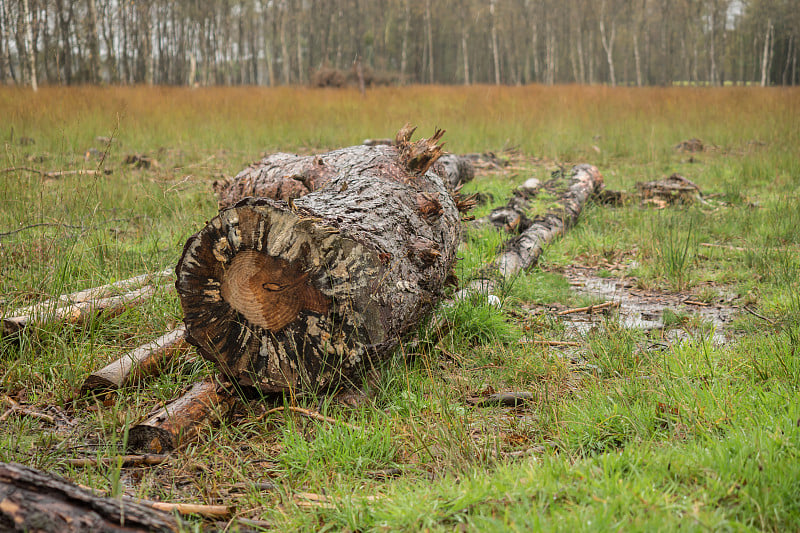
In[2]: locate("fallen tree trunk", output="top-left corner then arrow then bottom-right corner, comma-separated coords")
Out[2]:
213,128 -> 473,209
177,129 -> 462,393
493,164 -> 603,278
0,462 -> 177,532
452,165 -> 603,305
81,326 -> 189,396
474,177 -> 542,232
127,377 -> 238,454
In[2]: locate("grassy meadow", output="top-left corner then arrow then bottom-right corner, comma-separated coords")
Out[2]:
1,85 -> 799,531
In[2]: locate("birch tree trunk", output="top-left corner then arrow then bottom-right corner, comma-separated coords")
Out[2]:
599,10 -> 616,87
22,0 -> 37,91
400,0 -> 409,84
760,19 -> 773,87
490,0 -> 501,85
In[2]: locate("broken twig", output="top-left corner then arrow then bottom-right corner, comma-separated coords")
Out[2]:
66,455 -> 169,468
556,301 -> 618,316
260,406 -> 362,432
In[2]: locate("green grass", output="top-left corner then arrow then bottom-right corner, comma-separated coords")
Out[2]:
1,85 -> 799,531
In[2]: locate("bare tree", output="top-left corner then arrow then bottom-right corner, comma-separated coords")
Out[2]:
22,0 -> 37,91
598,0 -> 617,86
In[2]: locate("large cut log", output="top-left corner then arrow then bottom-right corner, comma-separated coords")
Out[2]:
213,128 -> 473,209
177,129 -> 461,393
81,326 -> 190,396
0,462 -> 177,532
127,377 -> 238,454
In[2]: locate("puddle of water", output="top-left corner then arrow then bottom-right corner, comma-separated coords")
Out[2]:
563,270 -> 737,344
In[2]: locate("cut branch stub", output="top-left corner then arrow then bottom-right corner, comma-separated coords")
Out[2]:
177,139 -> 461,394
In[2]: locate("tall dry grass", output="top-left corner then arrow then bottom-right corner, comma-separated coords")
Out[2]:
2,85 -> 798,162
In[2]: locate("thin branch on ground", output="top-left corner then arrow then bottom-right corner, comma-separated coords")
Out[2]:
259,405 -> 362,431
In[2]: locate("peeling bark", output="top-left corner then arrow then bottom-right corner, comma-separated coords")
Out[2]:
179,132 -> 461,394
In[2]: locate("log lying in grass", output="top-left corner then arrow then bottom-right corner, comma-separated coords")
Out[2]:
213,128 -> 473,209
178,128 -> 462,394
81,326 -> 189,396
1,269 -> 172,336
437,153 -> 475,189
474,177 -> 542,232
452,165 -> 603,306
492,164 -> 603,278
2,285 -> 160,336
0,462 -> 177,532
127,377 -> 238,454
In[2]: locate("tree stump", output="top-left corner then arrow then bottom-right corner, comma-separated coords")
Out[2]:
177,129 -> 462,394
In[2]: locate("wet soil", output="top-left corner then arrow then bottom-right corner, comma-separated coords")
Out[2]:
550,265 -> 741,344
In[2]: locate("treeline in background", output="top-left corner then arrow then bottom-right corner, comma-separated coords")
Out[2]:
4,0 -> 799,90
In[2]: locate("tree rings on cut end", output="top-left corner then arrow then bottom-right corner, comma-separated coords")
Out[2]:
176,198 -> 385,393
220,250 -> 328,331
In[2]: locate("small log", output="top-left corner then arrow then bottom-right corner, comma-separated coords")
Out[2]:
81,326 -> 189,396
142,501 -> 231,519
179,129 -> 462,394
2,269 -> 172,336
493,164 -> 604,278
66,455 -> 168,468
127,378 -> 238,454
2,285 -> 159,336
556,301 -> 618,316
474,177 -> 541,232
0,462 -> 177,532
0,167 -> 111,179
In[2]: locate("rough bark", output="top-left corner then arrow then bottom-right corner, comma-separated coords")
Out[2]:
0,462 -> 177,532
493,164 -> 603,278
637,173 -> 703,207
178,131 -> 461,394
81,326 -> 189,396
436,153 -> 475,189
127,377 -> 238,454
214,145 -> 473,209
